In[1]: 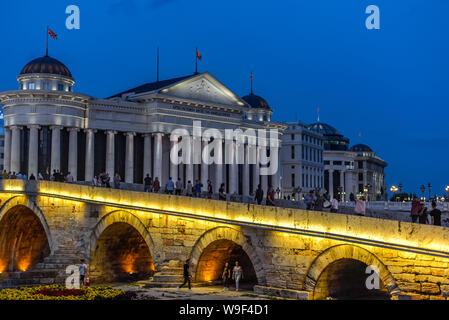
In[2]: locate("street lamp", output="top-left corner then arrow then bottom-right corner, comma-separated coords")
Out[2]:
428,183 -> 432,201
390,185 -> 398,201
445,185 -> 449,202
398,183 -> 403,193
420,185 -> 425,200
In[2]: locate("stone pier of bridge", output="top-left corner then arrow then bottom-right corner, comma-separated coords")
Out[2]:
0,180 -> 449,300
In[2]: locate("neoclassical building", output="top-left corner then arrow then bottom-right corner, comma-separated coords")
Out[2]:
281,121 -> 325,199
0,54 -> 286,196
308,123 -> 387,201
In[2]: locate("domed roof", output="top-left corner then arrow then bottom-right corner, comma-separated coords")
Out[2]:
350,144 -> 373,152
20,55 -> 73,78
308,123 -> 340,135
242,94 -> 271,110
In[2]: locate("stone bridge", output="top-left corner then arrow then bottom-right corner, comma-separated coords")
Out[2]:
0,180 -> 449,300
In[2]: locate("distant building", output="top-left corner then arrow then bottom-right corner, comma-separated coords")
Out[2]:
308,123 -> 387,201
281,122 -> 325,200
0,111 -> 4,172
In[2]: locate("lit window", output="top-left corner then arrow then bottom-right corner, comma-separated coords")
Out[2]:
28,82 -> 35,90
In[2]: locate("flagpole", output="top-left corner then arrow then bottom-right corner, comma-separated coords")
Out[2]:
157,48 -> 160,82
46,26 -> 49,56
195,48 -> 198,74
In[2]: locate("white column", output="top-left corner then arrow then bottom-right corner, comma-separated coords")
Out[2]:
340,170 -> 345,200
215,139 -> 223,192
125,132 -> 135,184
170,138 -> 179,180
10,126 -> 22,174
85,129 -> 96,181
253,145 -> 260,193
229,140 -> 239,195
143,134 -> 152,178
242,143 -> 250,197
105,130 -> 116,177
186,136 -> 193,185
4,128 -> 11,173
28,125 -> 40,177
201,138 -> 208,188
50,126 -> 62,174
153,133 -> 163,181
260,147 -> 268,193
329,169 -> 334,199
271,146 -> 280,196
68,128 -> 79,181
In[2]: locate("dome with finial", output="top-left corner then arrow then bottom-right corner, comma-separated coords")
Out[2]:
20,55 -> 73,79
308,122 -> 350,151
242,93 -> 271,110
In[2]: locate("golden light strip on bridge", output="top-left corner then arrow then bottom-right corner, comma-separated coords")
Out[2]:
4,189 -> 449,260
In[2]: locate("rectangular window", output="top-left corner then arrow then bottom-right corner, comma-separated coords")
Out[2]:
291,134 -> 295,140
359,173 -> 364,181
291,173 -> 295,188
28,82 -> 35,90
333,161 -> 342,166
58,84 -> 64,91
291,145 -> 295,159
324,160 -> 330,165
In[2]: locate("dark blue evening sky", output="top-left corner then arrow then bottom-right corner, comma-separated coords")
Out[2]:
0,0 -> 448,196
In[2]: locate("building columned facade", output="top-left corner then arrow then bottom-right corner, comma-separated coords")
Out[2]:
281,122 -> 325,199
0,54 -> 287,196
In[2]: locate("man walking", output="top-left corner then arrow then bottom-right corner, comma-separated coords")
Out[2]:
178,259 -> 192,291
175,178 -> 183,195
207,180 -> 213,199
429,201 -> 442,226
410,196 -> 420,223
166,177 -> 175,195
144,174 -> 152,192
255,184 -> 264,205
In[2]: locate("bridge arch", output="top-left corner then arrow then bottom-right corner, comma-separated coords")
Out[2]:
0,196 -> 53,272
190,227 -> 265,287
88,210 -> 155,283
304,244 -> 400,299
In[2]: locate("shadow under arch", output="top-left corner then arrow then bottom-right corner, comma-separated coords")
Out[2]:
304,244 -> 400,300
88,210 -> 155,283
0,196 -> 53,272
190,227 -> 265,287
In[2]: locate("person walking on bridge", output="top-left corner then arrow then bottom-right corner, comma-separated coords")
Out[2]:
410,196 -> 420,223
429,201 -> 442,226
232,261 -> 244,291
355,196 -> 366,216
255,184 -> 264,205
178,259 -> 192,292
153,177 -> 160,193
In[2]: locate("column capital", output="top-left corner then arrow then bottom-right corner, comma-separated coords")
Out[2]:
84,128 -> 97,134
105,130 -> 117,135
28,125 -> 41,130
124,132 -> 136,137
10,125 -> 23,130
153,132 -> 164,137
143,133 -> 153,138
50,125 -> 64,131
67,127 -> 80,133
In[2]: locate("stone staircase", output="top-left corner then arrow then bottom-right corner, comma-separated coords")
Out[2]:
0,242 -> 83,289
143,260 -> 185,288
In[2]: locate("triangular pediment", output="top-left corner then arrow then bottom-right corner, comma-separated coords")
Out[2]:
158,72 -> 247,108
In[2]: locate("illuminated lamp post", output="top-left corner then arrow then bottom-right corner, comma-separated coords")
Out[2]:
420,185 -> 426,201
428,183 -> 432,202
446,185 -> 449,202
390,185 -> 398,202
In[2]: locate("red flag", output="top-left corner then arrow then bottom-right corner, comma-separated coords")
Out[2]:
196,49 -> 202,61
48,27 -> 57,40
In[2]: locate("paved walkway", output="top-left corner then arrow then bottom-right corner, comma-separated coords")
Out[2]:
109,283 -> 286,300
